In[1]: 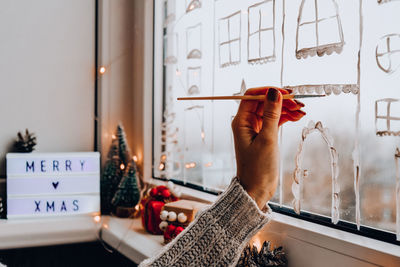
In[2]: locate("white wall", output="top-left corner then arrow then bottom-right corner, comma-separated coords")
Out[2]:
0,0 -> 95,178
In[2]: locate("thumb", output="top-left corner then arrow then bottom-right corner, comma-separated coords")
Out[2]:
259,88 -> 282,139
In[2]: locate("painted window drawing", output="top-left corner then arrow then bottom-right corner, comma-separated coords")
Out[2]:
157,86 -> 182,178
186,23 -> 202,59
375,98 -> 400,136
183,105 -> 205,186
378,0 -> 400,4
376,34 -> 400,74
219,11 -> 241,68
155,0 -> 400,240
163,0 -> 176,27
296,0 -> 344,59
186,0 -> 201,13
292,121 -> 340,224
187,67 -> 201,95
164,33 -> 178,65
248,0 -> 276,64
233,79 -> 247,103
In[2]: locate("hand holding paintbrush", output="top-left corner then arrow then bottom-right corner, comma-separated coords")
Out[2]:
231,87 -> 306,208
178,87 -> 309,126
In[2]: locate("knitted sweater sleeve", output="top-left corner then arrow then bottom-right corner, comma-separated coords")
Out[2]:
138,177 -> 272,267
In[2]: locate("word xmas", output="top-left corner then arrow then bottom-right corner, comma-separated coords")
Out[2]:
34,199 -> 79,213
25,159 -> 86,173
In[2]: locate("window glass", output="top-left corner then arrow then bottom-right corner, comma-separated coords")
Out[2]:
154,0 -> 400,242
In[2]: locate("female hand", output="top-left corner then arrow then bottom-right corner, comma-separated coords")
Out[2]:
231,87 -> 305,208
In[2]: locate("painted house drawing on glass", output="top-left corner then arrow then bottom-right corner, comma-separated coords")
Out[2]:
156,0 -> 400,238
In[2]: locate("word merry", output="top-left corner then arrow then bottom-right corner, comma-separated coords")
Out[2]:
26,160 -> 86,173
34,200 -> 79,213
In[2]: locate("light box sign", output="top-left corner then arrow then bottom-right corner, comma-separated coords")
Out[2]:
6,152 -> 100,219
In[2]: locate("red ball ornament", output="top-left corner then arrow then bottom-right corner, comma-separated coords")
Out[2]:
161,189 -> 171,198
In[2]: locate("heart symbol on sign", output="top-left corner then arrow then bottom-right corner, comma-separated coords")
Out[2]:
52,182 -> 59,189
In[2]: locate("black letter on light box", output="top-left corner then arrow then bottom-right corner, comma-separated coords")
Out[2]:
26,161 -> 35,172
65,160 -> 72,171
46,201 -> 55,212
41,160 -> 46,172
80,160 -> 85,171
60,201 -> 67,212
73,200 -> 79,211
53,160 -> 59,171
34,201 -> 41,212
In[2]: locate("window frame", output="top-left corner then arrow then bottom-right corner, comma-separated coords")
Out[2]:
151,0 -> 400,247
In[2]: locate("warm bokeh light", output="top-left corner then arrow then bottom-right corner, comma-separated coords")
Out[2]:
204,162 -> 212,167
133,155 -> 138,162
159,163 -> 165,170
99,66 -> 106,74
93,215 -> 101,223
112,134 -> 116,140
185,162 -> 196,169
120,163 -> 125,170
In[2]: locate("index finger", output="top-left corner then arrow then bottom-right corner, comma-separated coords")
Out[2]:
237,87 -> 290,114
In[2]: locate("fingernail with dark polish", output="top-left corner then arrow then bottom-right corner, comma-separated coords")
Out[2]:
298,110 -> 306,115
267,88 -> 279,102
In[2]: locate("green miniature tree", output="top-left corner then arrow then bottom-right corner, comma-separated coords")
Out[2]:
112,159 -> 141,210
117,124 -> 131,166
101,138 -> 124,214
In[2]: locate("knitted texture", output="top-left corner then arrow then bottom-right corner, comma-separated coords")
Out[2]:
139,177 -> 272,267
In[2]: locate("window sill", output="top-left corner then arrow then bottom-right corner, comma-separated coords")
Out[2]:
100,216 -> 163,264
100,212 -> 400,266
0,215 -> 100,250
129,179 -> 400,266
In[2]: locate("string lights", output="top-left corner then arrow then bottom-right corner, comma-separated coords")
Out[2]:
99,66 -> 106,74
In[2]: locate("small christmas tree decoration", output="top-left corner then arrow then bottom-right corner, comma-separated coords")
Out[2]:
112,158 -> 141,218
14,129 -> 37,152
101,138 -> 124,214
116,124 -> 131,166
236,241 -> 287,267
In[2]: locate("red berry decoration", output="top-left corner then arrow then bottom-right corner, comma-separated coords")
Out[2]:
161,189 -> 171,198
150,188 -> 158,197
157,185 -> 168,191
166,224 -> 176,234
174,226 -> 184,236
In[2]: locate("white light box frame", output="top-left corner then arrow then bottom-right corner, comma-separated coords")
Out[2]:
6,152 -> 100,219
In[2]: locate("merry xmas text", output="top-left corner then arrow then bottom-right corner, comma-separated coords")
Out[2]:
25,160 -> 86,173
34,200 -> 79,213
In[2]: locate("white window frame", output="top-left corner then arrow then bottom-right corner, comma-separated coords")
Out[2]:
147,2 -> 400,265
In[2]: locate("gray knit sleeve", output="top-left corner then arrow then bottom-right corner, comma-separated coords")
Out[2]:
139,177 -> 272,267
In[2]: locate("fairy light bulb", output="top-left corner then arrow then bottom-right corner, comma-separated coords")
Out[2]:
93,215 -> 101,223
159,163 -> 165,170
99,66 -> 106,74
120,163 -> 125,170
133,155 -> 138,162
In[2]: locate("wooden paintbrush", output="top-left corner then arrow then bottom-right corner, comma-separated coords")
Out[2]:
177,94 -> 325,101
